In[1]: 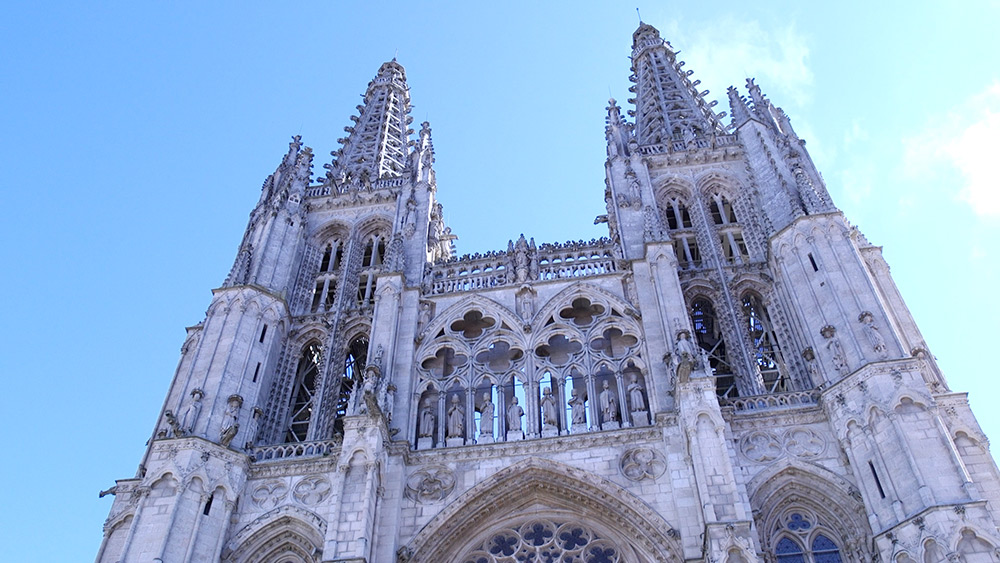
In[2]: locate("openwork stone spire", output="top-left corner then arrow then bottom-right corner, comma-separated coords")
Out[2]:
628,23 -> 725,146
326,60 -> 414,187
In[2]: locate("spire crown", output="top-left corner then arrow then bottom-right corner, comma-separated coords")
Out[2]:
326,60 -> 413,191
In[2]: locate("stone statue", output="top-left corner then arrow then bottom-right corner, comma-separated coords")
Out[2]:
628,373 -> 646,411
674,330 -> 698,381
479,392 -> 494,436
446,395 -> 464,438
506,396 -> 524,431
418,399 -> 435,438
820,325 -> 848,375
417,302 -> 432,335
164,410 -> 181,437
179,388 -> 204,435
568,388 -> 587,426
219,395 -> 242,447
540,387 -> 558,428
859,312 -> 888,358
600,381 -> 618,423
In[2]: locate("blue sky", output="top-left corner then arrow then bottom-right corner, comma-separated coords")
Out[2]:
1,2 -> 998,560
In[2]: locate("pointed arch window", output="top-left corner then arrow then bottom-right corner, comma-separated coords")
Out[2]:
285,343 -> 322,443
334,335 -> 368,435
312,238 -> 345,313
660,194 -> 701,269
742,293 -> 786,392
690,298 -> 736,398
771,511 -> 843,563
707,192 -> 749,264
357,232 -> 387,308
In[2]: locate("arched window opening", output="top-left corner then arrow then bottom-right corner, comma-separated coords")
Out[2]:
663,197 -> 693,230
362,235 -> 386,269
770,511 -> 843,563
742,293 -> 786,393
285,343 -> 322,443
673,236 -> 701,269
690,298 -> 736,398
811,535 -> 842,563
357,232 -> 387,308
720,231 -> 749,264
334,335 -> 368,435
776,537 -> 805,563
709,193 -> 738,225
661,195 -> 700,269
312,239 -> 344,313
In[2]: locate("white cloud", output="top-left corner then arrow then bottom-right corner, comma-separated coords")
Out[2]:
903,81 -> 1000,218
661,17 -> 813,108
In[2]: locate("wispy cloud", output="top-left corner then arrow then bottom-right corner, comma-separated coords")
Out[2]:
661,17 -> 813,108
903,81 -> 1000,218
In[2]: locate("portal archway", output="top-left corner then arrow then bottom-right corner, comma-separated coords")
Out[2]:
403,457 -> 682,562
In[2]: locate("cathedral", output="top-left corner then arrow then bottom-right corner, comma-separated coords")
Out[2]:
96,22 -> 1000,563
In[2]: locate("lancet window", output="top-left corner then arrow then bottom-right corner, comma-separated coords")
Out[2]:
770,511 -> 843,563
742,293 -> 787,392
333,335 -> 368,435
690,297 -> 736,398
356,232 -> 387,309
707,192 -> 749,265
285,342 -> 323,443
413,296 -> 647,450
311,238 -> 345,313
660,192 -> 701,269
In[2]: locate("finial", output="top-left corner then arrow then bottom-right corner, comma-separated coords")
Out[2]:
636,7 -> 642,23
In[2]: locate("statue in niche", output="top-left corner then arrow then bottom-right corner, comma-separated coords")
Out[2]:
478,392 -> 494,436
506,396 -> 524,431
859,312 -> 888,358
219,395 -> 243,447
540,387 -> 558,428
418,399 -> 435,438
180,388 -> 204,435
821,326 -> 849,375
600,381 -> 618,423
568,388 -> 587,427
446,395 -> 464,438
628,373 -> 646,411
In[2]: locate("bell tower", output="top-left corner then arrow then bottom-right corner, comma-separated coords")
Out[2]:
98,23 -> 1000,563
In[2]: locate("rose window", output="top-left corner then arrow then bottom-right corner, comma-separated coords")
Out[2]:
461,520 -> 621,563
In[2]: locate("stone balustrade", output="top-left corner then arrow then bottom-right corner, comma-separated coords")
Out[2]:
251,439 -> 341,462
426,239 -> 616,295
723,389 -> 820,413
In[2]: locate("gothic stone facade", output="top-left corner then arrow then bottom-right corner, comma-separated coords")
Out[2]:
97,23 -> 1000,563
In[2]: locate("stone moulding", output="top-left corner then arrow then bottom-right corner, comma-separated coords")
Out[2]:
403,456 -> 681,562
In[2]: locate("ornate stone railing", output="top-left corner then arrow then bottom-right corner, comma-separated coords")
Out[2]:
304,177 -> 406,198
426,238 -> 616,295
428,257 -> 509,295
537,244 -> 616,280
723,389 -> 820,413
251,439 -> 341,462
637,133 -> 739,155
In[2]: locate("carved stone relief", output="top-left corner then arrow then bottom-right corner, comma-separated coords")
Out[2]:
620,447 -> 667,481
251,480 -> 288,510
404,465 -> 456,503
292,475 -> 332,505
739,427 -> 828,462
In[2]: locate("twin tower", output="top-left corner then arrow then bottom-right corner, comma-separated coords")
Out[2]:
97,23 -> 1000,563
